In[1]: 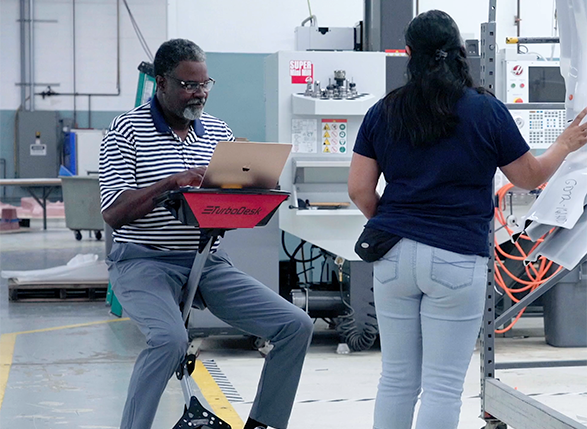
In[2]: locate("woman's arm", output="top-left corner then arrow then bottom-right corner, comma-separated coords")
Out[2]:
348,152 -> 381,219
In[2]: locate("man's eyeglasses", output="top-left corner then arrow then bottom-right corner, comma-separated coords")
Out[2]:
167,75 -> 215,93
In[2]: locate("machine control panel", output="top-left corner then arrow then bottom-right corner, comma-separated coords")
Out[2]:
508,108 -> 566,149
505,60 -> 565,104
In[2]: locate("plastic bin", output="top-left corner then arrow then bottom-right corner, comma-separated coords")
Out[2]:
60,176 -> 104,240
543,261 -> 587,347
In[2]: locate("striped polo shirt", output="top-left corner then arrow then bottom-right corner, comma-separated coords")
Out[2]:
99,97 -> 235,251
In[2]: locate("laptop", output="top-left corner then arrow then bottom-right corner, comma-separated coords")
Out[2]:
200,141 -> 292,189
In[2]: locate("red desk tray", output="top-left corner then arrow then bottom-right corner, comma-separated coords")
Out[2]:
157,188 -> 290,229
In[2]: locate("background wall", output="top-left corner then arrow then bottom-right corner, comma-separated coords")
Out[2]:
167,0 -> 364,53
0,0 -> 166,185
0,0 -> 562,188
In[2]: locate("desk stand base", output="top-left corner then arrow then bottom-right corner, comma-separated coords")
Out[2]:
172,395 -> 231,429
174,338 -> 231,429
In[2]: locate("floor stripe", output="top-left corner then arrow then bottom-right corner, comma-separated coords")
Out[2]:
10,317 -> 131,335
1,318 -> 244,428
0,318 -> 129,409
0,333 -> 17,409
193,360 -> 244,429
202,359 -> 244,403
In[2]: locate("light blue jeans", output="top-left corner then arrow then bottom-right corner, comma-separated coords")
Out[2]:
372,238 -> 488,429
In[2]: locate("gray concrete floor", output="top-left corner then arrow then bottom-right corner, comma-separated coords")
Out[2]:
1,219 -> 586,429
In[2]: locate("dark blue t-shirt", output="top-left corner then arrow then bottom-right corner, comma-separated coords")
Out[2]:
353,88 -> 530,256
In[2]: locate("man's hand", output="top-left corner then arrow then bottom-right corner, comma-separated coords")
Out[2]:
173,167 -> 207,188
103,167 -> 207,229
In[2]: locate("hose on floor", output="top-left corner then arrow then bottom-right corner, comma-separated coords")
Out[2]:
335,280 -> 379,352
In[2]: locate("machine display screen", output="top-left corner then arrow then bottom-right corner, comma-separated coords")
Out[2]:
528,67 -> 566,102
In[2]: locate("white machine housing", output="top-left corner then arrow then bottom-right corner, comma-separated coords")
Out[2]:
265,51 -> 387,261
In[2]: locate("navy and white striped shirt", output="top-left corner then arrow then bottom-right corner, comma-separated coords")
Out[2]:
99,97 -> 235,250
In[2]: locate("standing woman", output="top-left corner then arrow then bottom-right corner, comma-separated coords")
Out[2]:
348,9 -> 587,429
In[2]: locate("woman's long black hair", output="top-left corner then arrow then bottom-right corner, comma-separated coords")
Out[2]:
385,10 -> 480,146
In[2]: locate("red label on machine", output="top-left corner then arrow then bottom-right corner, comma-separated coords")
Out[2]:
512,65 -> 524,76
183,192 -> 288,229
290,60 -> 313,84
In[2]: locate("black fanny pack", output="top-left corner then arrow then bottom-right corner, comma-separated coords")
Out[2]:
354,227 -> 402,263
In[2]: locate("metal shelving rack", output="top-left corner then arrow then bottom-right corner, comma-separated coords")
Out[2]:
479,1 -> 587,427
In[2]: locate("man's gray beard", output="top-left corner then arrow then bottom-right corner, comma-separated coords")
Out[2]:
183,104 -> 204,120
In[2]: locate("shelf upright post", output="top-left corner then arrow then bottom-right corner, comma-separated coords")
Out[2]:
479,0 -> 500,425
478,1 -> 587,427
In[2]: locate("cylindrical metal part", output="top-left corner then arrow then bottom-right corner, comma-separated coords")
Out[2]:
305,80 -> 314,96
506,37 -> 560,44
291,289 -> 345,312
313,81 -> 321,98
334,71 -> 346,90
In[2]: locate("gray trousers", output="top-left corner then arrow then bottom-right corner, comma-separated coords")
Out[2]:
107,242 -> 313,429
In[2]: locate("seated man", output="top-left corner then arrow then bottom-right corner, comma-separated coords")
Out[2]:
99,38 -> 313,429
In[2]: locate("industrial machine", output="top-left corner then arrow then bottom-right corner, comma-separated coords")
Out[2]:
266,50 -> 387,351
500,58 -> 565,104
497,51 -> 568,149
479,1 -> 587,427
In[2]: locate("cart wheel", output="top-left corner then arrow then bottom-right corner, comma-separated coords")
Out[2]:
74,230 -> 82,241
95,230 -> 102,240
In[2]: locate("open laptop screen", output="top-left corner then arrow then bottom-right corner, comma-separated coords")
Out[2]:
200,141 -> 292,189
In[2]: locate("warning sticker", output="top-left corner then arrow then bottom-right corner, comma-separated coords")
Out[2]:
321,119 -> 348,154
30,144 -> 47,156
290,60 -> 313,84
292,118 -> 318,153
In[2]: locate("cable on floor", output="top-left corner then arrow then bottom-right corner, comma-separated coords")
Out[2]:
493,182 -> 562,333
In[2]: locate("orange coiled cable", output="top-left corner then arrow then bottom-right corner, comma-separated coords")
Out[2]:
493,182 -> 561,334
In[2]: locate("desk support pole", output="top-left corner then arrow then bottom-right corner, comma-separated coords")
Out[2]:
182,238 -> 214,323
174,236 -> 233,429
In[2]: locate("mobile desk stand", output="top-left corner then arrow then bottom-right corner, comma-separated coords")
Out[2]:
157,187 -> 290,429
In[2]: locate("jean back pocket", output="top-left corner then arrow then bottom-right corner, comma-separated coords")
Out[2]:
374,248 -> 400,284
430,248 -> 477,290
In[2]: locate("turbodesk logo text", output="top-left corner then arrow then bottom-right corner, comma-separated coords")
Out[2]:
202,205 -> 263,216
